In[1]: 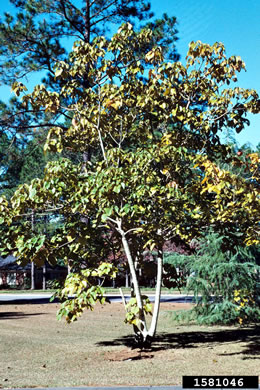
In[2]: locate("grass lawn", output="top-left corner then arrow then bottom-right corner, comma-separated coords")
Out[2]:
0,301 -> 259,388
0,289 -> 56,294
0,287 -> 182,294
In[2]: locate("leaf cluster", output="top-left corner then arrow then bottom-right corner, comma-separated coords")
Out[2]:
53,262 -> 118,323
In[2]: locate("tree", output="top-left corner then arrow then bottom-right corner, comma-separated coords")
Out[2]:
0,126 -> 23,198
0,128 -> 51,198
0,25 -> 259,346
0,0 -> 179,195
167,232 -> 260,325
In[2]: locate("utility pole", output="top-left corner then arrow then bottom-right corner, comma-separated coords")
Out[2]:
31,210 -> 35,290
42,214 -> 47,290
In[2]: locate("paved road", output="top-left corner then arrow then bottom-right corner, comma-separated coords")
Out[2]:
0,293 -> 194,304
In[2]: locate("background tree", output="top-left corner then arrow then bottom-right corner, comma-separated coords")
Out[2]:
0,128 -> 49,198
0,25 -> 259,346
167,232 -> 260,325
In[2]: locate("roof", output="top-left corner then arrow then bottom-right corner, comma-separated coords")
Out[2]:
0,255 -> 17,268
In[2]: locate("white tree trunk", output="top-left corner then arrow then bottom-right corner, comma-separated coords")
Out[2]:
116,220 -> 164,344
148,247 -> 163,338
120,232 -> 148,340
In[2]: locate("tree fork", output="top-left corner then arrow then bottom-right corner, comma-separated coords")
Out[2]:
117,223 -> 148,341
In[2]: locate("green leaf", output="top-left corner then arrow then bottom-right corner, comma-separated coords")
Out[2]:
29,187 -> 36,199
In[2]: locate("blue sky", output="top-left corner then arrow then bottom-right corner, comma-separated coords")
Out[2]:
0,0 -> 259,148
151,0 -> 260,148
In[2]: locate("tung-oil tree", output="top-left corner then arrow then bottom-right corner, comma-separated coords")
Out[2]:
0,0 -> 179,195
0,24 -> 259,346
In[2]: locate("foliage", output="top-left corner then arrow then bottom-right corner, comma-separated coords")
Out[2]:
0,0 -> 161,84
52,262 -> 117,322
168,233 -> 260,325
0,24 -> 259,344
46,278 -> 63,290
22,275 -> 31,290
162,260 -> 187,291
0,129 -> 23,198
0,129 -> 53,198
233,289 -> 257,325
0,0 -> 179,196
125,295 -> 153,326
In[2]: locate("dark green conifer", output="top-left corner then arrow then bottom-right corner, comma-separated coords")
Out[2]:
167,232 -> 260,325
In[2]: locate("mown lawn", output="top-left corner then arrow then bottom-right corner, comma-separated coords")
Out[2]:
0,287 -> 181,294
0,301 -> 259,388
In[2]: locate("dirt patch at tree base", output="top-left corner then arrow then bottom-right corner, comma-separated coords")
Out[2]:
105,348 -> 155,361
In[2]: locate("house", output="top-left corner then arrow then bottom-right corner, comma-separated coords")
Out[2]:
0,255 -> 67,289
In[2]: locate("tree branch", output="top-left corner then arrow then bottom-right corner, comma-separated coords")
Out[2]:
97,86 -> 107,164
90,0 -> 118,21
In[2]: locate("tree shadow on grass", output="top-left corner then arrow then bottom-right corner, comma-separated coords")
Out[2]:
96,325 -> 260,359
0,311 -> 45,320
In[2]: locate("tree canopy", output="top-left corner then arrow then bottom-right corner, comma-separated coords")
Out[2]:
0,0 -> 179,196
0,23 -> 259,345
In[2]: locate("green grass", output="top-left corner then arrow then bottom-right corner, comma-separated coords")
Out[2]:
0,289 -> 56,294
0,286 -> 182,294
104,286 -> 182,294
0,302 -> 259,388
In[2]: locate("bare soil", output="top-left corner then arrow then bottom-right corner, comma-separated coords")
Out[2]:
0,301 -> 259,388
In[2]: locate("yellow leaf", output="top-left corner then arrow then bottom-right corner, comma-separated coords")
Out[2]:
110,100 -> 122,110
145,50 -> 155,62
150,242 -> 156,251
201,176 -> 207,185
105,98 -> 122,109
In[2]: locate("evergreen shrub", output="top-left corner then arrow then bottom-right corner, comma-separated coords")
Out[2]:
165,233 -> 260,325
